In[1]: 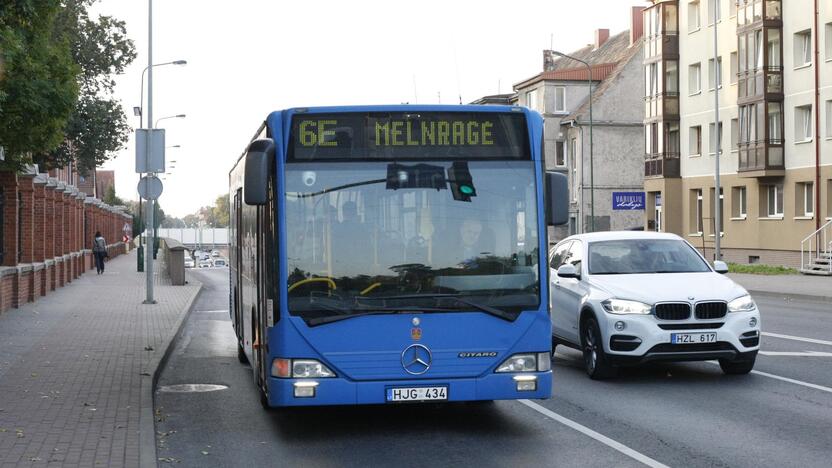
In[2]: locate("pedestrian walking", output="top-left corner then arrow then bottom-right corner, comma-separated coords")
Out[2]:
93,231 -> 108,274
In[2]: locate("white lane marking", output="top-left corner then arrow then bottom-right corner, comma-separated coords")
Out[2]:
749,370 -> 832,394
518,399 -> 670,468
759,351 -> 832,357
762,332 -> 832,347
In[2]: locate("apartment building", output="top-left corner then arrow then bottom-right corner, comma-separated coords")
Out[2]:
642,0 -> 832,270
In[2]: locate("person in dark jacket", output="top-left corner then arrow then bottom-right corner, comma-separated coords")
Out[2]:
93,231 -> 108,274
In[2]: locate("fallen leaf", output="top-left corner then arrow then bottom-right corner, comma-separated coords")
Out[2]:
201,451 -> 209,456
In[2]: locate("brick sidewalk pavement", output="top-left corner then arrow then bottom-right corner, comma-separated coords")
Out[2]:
0,250 -> 200,467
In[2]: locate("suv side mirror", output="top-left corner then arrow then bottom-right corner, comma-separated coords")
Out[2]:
713,260 -> 729,274
557,264 -> 579,279
244,138 -> 275,205
545,171 -> 568,226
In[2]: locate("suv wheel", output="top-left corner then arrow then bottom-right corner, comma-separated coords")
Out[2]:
719,356 -> 756,375
582,317 -> 617,380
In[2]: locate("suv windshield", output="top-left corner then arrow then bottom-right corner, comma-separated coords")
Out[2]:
588,239 -> 711,275
284,160 -> 540,321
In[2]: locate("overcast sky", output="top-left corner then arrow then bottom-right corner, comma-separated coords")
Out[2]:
94,0 -> 636,218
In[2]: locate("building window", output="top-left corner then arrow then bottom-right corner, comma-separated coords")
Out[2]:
555,87 -> 566,112
688,1 -> 701,31
689,63 -> 702,94
732,186 -> 747,218
731,118 -> 739,151
667,123 -> 680,154
768,102 -> 782,144
795,105 -> 813,142
556,140 -> 566,166
709,121 -> 723,155
826,23 -> 832,61
794,30 -> 812,68
797,182 -> 814,217
708,57 -> 722,90
525,89 -> 539,112
665,60 -> 679,93
730,51 -> 738,84
826,100 -> 832,138
710,187 -> 724,235
691,189 -> 704,234
765,184 -> 784,218
739,103 -> 757,145
707,0 -> 721,25
690,125 -> 702,156
570,138 -> 578,201
646,63 -> 659,97
768,29 -> 781,68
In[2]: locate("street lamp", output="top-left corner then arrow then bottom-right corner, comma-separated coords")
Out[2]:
554,51 -> 595,233
155,114 -> 186,128
136,60 -> 186,128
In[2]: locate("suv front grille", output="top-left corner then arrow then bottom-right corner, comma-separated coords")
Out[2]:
655,303 -> 691,320
695,302 -> 727,319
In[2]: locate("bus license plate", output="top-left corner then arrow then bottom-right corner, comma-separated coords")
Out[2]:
671,332 -> 717,344
386,386 -> 447,402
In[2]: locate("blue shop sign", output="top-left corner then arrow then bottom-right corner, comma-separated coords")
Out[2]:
613,192 -> 645,210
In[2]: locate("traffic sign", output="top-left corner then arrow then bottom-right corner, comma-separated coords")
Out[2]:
135,128 -> 166,173
138,175 -> 163,200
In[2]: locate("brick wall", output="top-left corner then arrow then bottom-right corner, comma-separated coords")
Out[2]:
0,171 -> 132,315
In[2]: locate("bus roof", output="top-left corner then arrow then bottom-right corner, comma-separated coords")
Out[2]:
269,104 -> 529,120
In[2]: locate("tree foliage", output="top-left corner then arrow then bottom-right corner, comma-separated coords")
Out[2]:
0,0 -> 79,170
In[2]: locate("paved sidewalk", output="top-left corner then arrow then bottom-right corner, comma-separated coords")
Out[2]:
0,250 -> 200,467
728,273 -> 832,302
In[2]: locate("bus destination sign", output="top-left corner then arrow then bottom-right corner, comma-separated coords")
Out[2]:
289,112 -> 529,160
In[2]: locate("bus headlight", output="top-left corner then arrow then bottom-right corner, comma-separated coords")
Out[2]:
496,353 -> 541,373
271,358 -> 336,378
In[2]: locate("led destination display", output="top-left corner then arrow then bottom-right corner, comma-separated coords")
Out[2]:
289,112 -> 529,160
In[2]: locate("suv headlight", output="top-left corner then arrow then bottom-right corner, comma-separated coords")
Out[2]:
728,295 -> 756,312
495,353 -> 551,373
272,358 -> 336,378
602,299 -> 652,315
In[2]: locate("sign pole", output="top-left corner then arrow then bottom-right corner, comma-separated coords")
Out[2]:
144,0 -> 156,304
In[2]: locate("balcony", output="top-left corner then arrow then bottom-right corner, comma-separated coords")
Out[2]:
644,33 -> 679,61
644,93 -> 680,121
738,67 -> 782,104
645,152 -> 680,178
737,141 -> 784,177
737,0 -> 781,32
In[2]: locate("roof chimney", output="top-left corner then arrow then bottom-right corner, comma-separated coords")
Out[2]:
543,50 -> 557,71
594,29 -> 610,50
630,6 -> 645,46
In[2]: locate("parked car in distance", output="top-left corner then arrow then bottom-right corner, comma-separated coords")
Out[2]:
198,259 -> 213,268
184,257 -> 195,268
212,258 -> 227,267
211,250 -> 220,257
549,231 -> 760,379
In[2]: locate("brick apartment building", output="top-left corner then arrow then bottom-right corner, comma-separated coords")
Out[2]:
0,165 -> 132,314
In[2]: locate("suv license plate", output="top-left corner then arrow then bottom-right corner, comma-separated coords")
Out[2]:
386,386 -> 447,402
671,332 -> 717,344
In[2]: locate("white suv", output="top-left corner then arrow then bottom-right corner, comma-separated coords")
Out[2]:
549,231 -> 760,379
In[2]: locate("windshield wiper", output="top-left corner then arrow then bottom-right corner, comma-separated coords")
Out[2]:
306,306 -> 454,326
357,294 -> 519,322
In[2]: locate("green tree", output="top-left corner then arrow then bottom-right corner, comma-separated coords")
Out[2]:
37,0 -> 136,172
0,0 -> 79,170
102,184 -> 125,206
212,193 -> 230,227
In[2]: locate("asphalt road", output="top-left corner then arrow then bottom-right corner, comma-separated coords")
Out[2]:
155,269 -> 832,467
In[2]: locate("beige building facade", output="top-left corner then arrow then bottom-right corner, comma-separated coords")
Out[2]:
643,0 -> 832,269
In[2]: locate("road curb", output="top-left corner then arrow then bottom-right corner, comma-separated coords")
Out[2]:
139,279 -> 203,468
747,289 -> 832,304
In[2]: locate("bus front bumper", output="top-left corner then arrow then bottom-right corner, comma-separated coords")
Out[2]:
266,371 -> 552,407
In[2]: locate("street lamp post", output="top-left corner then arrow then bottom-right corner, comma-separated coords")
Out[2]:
134,60 -> 186,274
554,51 -> 594,232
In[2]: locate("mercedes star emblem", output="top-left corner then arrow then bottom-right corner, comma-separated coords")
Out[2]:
401,344 -> 432,375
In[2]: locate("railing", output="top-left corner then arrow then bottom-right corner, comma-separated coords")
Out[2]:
801,219 -> 832,273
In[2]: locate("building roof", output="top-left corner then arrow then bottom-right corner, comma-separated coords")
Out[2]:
513,30 -> 634,90
468,93 -> 515,105
562,37 -> 643,122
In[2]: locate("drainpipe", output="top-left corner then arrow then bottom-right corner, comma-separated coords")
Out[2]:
814,0 -> 821,231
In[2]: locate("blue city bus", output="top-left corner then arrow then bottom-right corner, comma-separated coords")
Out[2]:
229,105 -> 568,407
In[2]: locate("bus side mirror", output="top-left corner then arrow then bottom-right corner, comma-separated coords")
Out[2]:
244,138 -> 274,205
545,171 -> 568,226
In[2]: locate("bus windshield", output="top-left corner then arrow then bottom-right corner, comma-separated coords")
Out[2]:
284,160 -> 540,321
